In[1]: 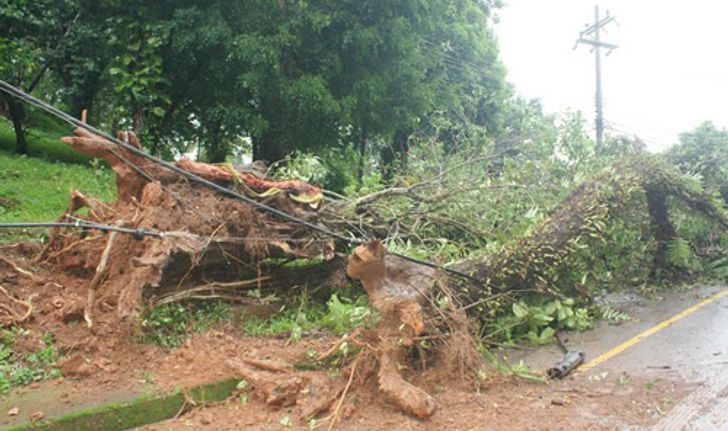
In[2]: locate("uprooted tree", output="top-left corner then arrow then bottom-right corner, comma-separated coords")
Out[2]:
2,127 -> 727,419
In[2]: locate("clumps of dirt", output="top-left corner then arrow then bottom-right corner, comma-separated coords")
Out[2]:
138,371 -> 689,431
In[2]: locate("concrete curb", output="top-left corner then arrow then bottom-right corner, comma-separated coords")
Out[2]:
3,377 -> 240,431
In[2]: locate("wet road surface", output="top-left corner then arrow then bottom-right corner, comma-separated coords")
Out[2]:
511,285 -> 728,430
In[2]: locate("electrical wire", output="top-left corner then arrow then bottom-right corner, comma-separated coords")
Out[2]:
0,222 -> 161,239
0,80 -> 482,284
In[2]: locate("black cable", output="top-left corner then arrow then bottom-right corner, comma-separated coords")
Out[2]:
0,80 -> 482,284
0,222 -> 160,240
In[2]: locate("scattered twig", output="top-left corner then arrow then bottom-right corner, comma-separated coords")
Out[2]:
174,389 -> 197,419
153,276 -> 272,305
241,357 -> 291,372
327,358 -> 359,431
317,328 -> 366,361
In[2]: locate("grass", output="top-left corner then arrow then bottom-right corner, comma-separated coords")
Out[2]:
0,116 -> 93,165
0,329 -> 61,395
0,148 -> 115,242
139,292 -> 376,349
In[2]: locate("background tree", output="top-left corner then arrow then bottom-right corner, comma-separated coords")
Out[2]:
667,121 -> 728,205
4,0 -> 509,181
0,0 -> 79,153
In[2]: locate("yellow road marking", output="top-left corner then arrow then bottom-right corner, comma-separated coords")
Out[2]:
579,287 -> 728,373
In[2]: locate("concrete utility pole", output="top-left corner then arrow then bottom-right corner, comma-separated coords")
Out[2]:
576,5 -> 618,146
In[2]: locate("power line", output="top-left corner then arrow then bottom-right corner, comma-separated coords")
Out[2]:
603,122 -> 674,150
420,38 -> 496,79
420,37 -> 499,72
0,80 -> 483,284
0,222 -> 161,239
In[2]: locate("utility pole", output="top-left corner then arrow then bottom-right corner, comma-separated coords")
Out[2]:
575,5 -> 618,146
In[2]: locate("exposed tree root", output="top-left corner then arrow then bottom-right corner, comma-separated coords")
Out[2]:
84,227 -> 119,328
45,128 -> 336,321
337,240 -> 479,418
0,256 -> 38,280
327,357 -> 359,431
0,285 -> 33,327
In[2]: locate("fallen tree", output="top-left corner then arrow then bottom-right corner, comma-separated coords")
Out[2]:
455,156 -> 728,313
3,126 -> 728,420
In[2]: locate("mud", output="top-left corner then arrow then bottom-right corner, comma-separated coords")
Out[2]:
138,359 -> 689,430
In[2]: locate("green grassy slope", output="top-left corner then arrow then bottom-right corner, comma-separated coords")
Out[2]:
0,117 -> 92,164
0,149 -> 115,242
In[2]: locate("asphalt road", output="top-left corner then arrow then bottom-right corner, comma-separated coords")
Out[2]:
512,285 -> 728,430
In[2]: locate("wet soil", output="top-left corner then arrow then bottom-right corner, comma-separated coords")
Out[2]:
137,363 -> 687,431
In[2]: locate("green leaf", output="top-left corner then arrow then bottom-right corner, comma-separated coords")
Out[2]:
512,302 -> 529,319
150,106 -> 166,117
539,327 -> 556,340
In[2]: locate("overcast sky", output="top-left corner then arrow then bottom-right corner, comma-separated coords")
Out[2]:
494,0 -> 728,152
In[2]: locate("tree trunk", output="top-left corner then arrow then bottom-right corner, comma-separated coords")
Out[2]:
204,119 -> 228,163
4,95 -> 27,155
458,157 -> 728,308
645,188 -> 676,273
357,126 -> 368,182
381,129 -> 410,181
253,134 -> 287,166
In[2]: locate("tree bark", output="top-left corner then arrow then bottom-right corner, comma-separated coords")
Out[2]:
4,95 -> 27,155
381,129 -> 410,181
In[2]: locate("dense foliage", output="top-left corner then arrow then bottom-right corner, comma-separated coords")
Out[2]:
2,0 -> 509,180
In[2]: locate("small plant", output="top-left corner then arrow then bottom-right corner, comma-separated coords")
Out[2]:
490,297 -> 591,345
666,237 -> 702,271
0,330 -> 60,394
242,292 -> 376,340
139,301 -> 232,348
321,293 -> 376,335
279,415 -> 292,427
481,348 -> 545,383
594,304 -> 631,323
